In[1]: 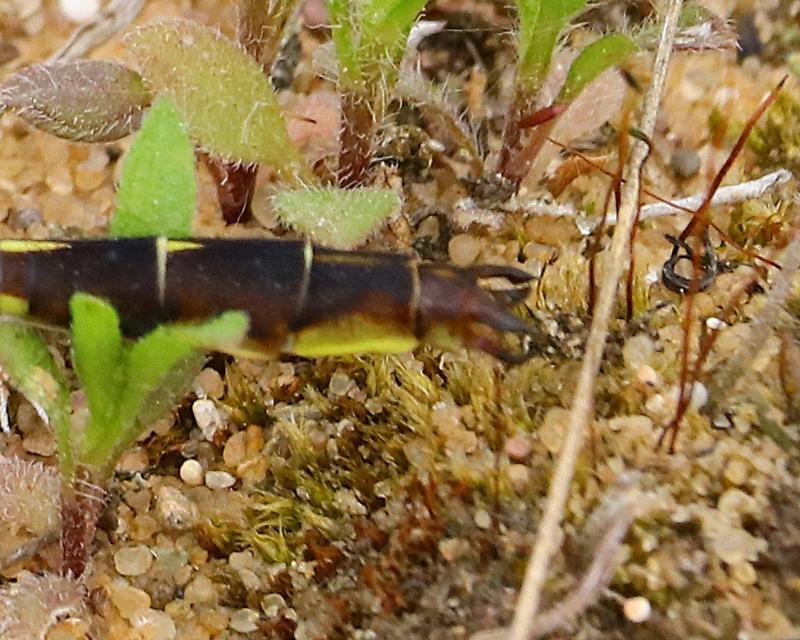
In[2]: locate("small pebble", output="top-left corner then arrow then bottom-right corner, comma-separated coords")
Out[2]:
623,596 -> 651,623
205,470 -> 236,490
114,545 -> 153,576
179,459 -> 204,486
448,234 -> 481,267
131,608 -> 176,640
106,578 -> 151,619
155,485 -> 199,530
473,508 -> 492,530
723,458 -> 749,486
507,464 -> 531,493
184,574 -> 215,604
328,371 -> 352,396
731,560 -> 757,585
669,147 -> 701,179
59,0 -> 101,23
223,431 -> 248,467
438,538 -> 470,562
261,593 -> 286,617
504,435 -> 533,462
230,608 -> 260,633
192,368 -> 225,399
192,398 -> 224,441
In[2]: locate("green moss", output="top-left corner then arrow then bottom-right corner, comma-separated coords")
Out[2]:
749,90 -> 800,174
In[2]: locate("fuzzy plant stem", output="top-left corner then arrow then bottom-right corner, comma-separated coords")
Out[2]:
60,470 -> 106,579
506,3 -> 683,639
338,89 -> 377,188
495,93 -> 538,190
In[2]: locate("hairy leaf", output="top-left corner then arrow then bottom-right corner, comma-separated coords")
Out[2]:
126,19 -> 310,182
0,322 -> 73,475
560,34 -> 637,102
112,98 -> 196,238
0,60 -> 151,142
274,187 -> 399,249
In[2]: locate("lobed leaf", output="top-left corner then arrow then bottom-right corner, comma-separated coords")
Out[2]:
273,187 -> 399,249
559,33 -> 637,102
111,98 -> 196,238
0,323 -> 73,475
0,60 -> 151,142
126,19 -> 310,182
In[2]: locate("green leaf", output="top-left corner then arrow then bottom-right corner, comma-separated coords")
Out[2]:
126,19 -> 311,184
559,34 -> 637,102
517,0 -> 586,92
0,60 -> 152,142
70,293 -> 126,460
87,311 -> 249,467
0,322 -> 73,476
111,97 -> 197,238
273,187 -> 400,249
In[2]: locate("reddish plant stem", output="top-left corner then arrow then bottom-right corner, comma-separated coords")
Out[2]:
60,471 -> 106,579
659,77 -> 786,451
204,157 -> 258,225
338,90 -> 376,188
496,94 -> 562,189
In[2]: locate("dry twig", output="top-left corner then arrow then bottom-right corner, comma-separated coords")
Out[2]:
517,169 -> 792,227
50,0 -> 146,62
504,3 -> 684,639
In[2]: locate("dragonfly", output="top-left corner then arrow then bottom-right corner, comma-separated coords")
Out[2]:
0,236 -> 543,363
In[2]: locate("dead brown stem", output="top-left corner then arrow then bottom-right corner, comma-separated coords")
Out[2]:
60,472 -> 106,579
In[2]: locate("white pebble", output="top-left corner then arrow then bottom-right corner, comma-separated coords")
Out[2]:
205,470 -> 236,490
59,0 -> 101,23
623,596 -> 651,623
230,608 -> 260,633
192,399 -> 224,441
473,508 -> 492,530
114,545 -> 153,576
156,486 -> 199,530
179,459 -> 204,486
131,608 -> 176,640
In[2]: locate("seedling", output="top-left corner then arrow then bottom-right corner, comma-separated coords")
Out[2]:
495,0 -> 636,192
0,98 -> 248,577
326,0 -> 429,186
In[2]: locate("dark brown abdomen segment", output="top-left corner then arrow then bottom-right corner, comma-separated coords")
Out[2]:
164,239 -> 307,350
291,247 -> 416,334
0,238 -> 161,335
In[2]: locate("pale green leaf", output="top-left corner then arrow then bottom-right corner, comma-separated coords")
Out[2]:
111,97 -> 196,238
125,18 -> 311,182
560,33 -> 637,102
274,187 -> 399,249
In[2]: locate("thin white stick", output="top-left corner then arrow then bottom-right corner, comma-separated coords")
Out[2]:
517,169 -> 792,225
50,0 -> 146,63
506,2 -> 684,639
